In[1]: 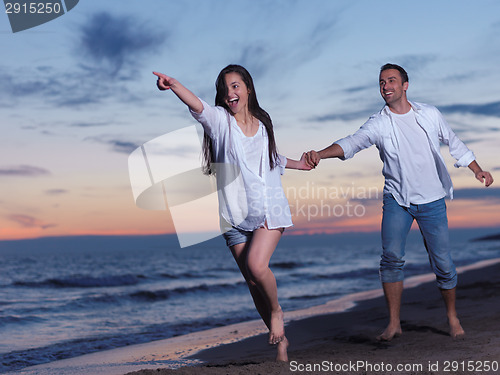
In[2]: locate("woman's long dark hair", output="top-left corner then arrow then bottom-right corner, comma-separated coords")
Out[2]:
202,64 -> 279,175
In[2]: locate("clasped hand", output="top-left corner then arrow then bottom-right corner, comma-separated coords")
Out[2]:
304,150 -> 320,169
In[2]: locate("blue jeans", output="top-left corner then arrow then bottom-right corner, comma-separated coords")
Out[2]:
380,194 -> 457,289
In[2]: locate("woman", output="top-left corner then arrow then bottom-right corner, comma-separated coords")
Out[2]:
153,65 -> 311,361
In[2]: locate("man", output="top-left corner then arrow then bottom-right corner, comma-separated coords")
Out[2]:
306,63 -> 494,340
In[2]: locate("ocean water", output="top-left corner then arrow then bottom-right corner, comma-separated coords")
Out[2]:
1,229 -> 499,373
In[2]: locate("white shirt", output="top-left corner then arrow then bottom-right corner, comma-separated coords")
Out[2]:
391,109 -> 446,204
191,98 -> 293,231
239,124 -> 264,176
335,101 -> 475,207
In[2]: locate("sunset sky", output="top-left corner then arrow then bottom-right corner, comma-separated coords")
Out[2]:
1,0 -> 499,242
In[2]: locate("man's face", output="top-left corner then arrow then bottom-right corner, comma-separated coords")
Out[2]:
379,69 -> 408,106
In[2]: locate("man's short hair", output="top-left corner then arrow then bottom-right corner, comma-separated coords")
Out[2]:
380,63 -> 409,83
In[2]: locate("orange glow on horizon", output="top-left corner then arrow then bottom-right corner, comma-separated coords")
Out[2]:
0,228 -> 176,242
2,216 -> 498,243
1,194 -> 498,242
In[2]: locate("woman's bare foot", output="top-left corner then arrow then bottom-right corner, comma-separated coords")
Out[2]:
276,336 -> 289,362
269,306 -> 285,345
449,316 -> 465,340
376,323 -> 402,341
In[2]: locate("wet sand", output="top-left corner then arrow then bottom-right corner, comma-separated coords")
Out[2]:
18,259 -> 500,375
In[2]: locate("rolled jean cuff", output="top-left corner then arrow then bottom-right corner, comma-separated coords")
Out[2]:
436,271 -> 457,290
379,268 -> 405,284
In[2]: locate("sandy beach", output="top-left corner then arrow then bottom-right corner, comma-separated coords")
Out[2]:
17,258 -> 500,375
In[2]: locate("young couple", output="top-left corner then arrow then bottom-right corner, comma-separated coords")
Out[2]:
153,63 -> 493,362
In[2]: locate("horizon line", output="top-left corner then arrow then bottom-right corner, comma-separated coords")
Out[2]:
1,224 -> 499,244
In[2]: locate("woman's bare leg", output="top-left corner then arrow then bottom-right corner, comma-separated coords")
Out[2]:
229,242 -> 271,328
229,226 -> 288,361
246,227 -> 285,345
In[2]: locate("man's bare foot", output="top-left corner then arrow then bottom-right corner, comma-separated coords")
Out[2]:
376,323 -> 402,341
449,317 -> 465,340
269,306 -> 285,345
276,336 -> 289,362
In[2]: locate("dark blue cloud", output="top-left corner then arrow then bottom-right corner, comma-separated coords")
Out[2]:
0,165 -> 50,177
312,100 -> 500,124
0,64 -> 127,109
78,12 -> 166,76
108,140 -> 140,154
0,68 -> 63,102
0,12 -> 167,110
438,101 -> 500,118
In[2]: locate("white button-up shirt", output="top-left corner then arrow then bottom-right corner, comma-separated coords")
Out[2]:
191,99 -> 293,231
335,101 -> 476,207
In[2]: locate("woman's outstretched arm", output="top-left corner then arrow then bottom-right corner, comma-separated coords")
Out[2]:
304,143 -> 345,168
153,71 -> 203,114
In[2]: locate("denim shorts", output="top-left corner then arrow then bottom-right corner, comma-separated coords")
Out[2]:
222,226 -> 253,247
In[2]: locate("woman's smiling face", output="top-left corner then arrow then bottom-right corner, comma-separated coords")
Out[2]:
224,72 -> 250,114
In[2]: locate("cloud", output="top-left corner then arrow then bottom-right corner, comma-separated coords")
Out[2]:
70,122 -> 110,128
78,12 -> 166,76
233,8 -> 341,81
438,101 -> 500,118
453,187 -> 500,200
310,104 -> 381,122
113,138 -> 200,156
305,14 -> 340,54
7,214 -> 56,229
343,85 -> 373,94
107,140 -> 141,154
84,136 -> 141,154
0,165 -> 50,177
287,13 -> 341,70
0,62 -> 144,109
45,189 -> 68,195
312,96 -> 500,125
0,12 -> 166,110
387,54 -> 437,77
0,67 -> 64,103
0,65 -> 108,108
237,44 -> 275,80
86,131 -> 204,155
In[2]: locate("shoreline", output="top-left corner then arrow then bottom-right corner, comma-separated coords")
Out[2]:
15,257 -> 500,375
